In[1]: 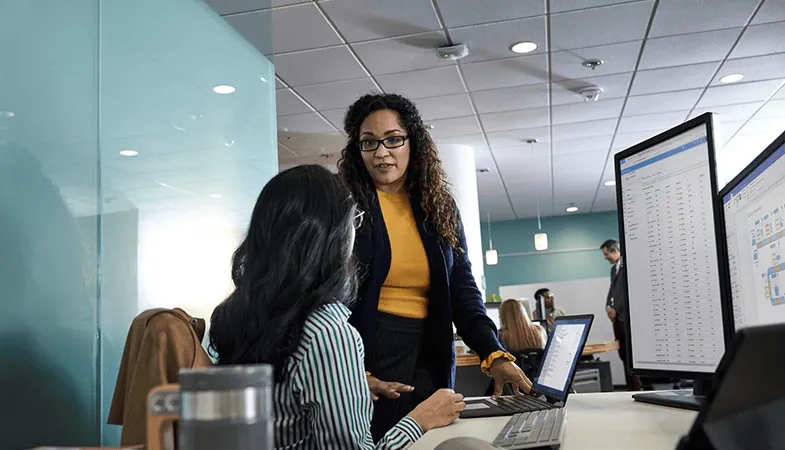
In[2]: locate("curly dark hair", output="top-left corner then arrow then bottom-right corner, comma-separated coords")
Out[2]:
337,93 -> 460,250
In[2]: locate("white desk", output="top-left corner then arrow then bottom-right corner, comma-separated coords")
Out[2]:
412,392 -> 697,449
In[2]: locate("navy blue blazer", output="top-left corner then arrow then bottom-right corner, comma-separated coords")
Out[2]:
348,190 -> 505,388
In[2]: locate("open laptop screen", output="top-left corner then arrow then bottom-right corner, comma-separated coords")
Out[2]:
533,315 -> 594,401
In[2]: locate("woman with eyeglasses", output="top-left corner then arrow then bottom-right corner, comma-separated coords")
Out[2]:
209,165 -> 465,449
338,94 -> 532,441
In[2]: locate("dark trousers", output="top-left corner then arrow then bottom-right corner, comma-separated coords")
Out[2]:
366,312 -> 439,442
613,319 -> 641,391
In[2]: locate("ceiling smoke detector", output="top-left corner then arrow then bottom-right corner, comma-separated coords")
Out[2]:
581,59 -> 604,70
578,87 -> 603,102
436,43 -> 470,61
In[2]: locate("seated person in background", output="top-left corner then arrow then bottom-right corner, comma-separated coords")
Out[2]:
517,298 -> 547,344
532,288 -> 566,330
499,299 -> 545,353
209,165 -> 465,450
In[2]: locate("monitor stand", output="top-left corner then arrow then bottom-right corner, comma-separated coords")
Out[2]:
631,379 -> 709,411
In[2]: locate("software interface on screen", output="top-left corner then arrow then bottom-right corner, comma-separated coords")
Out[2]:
722,141 -> 785,330
537,320 -> 588,396
619,124 -> 725,373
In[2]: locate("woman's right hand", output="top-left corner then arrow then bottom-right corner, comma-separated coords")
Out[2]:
407,389 -> 466,432
367,375 -> 414,401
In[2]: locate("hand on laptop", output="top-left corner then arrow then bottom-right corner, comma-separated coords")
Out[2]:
490,359 -> 532,397
366,374 -> 414,401
408,388 -> 466,431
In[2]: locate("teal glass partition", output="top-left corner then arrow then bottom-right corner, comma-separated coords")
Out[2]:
0,0 -> 275,447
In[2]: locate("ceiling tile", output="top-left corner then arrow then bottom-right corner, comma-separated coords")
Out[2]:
713,53 -> 785,86
696,79 -> 785,108
617,111 -> 687,134
648,0 -> 760,37
320,108 -> 347,130
736,116 -> 785,137
551,41 -> 642,81
276,112 -> 336,134
554,151 -> 605,180
412,93 -> 474,121
551,135 -> 613,155
630,62 -> 720,95
550,0 -> 637,13
461,54 -> 550,90
551,98 -> 625,125
275,46 -> 367,86
275,78 -> 286,89
752,0 -> 785,24
755,99 -> 785,119
551,118 -> 618,141
551,72 -> 633,105
269,4 -> 341,53
613,131 -> 659,150
295,78 -> 379,110
436,0 -> 545,27
550,1 -> 654,51
434,134 -> 490,153
480,107 -> 550,132
486,126 -> 550,148
376,66 -> 465,99
353,31 -> 452,75
471,84 -> 549,114
275,89 -> 312,116
203,0 -> 276,15
638,28 -> 741,70
319,0 -> 441,42
624,89 -> 704,116
730,21 -> 785,59
280,133 -> 347,153
276,0 -> 310,5
426,115 -> 481,138
689,102 -> 763,122
778,87 -> 785,99
448,16 -> 547,63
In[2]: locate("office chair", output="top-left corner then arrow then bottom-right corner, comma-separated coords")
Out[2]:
484,348 -> 545,396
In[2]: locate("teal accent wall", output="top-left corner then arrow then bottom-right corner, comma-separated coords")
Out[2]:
481,212 -> 620,297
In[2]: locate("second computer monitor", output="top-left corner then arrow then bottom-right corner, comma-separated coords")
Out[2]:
720,129 -> 785,332
615,113 -> 730,380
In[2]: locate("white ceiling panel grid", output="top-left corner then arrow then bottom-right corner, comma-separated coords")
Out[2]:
204,0 -> 785,220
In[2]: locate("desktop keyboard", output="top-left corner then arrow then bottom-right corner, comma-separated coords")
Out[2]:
492,408 -> 565,449
490,395 -> 556,413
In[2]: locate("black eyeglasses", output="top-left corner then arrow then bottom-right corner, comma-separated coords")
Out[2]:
354,210 -> 365,229
359,136 -> 409,152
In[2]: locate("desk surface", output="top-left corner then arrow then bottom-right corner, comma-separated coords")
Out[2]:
411,392 -> 696,449
455,341 -> 620,367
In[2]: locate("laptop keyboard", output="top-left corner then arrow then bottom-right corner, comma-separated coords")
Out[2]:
493,409 -> 565,449
489,395 -> 556,413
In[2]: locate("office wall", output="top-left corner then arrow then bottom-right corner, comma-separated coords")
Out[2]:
480,212 -> 620,297
0,1 -> 275,448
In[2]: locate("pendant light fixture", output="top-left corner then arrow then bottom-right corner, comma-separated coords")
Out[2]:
527,139 -> 548,251
485,211 -> 498,265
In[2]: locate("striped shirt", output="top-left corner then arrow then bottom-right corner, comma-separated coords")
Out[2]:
274,303 -> 424,449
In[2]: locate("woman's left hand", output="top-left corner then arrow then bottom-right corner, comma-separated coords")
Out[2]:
489,359 -> 532,397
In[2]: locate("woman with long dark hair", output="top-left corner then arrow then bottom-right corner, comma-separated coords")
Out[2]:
209,165 -> 464,449
338,94 -> 532,440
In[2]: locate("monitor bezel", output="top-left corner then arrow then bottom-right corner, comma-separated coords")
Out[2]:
613,112 -> 733,380
532,314 -> 594,402
717,129 -> 785,336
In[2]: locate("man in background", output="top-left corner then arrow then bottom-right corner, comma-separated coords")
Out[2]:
532,288 -> 566,330
601,239 -> 641,391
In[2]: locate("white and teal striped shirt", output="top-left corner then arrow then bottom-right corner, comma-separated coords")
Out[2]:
274,303 -> 423,449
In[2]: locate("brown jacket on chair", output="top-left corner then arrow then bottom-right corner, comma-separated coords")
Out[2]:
107,308 -> 213,446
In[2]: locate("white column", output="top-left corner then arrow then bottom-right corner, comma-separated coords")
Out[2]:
438,144 -> 485,298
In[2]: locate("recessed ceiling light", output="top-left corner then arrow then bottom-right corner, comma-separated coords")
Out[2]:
213,85 -> 236,94
209,194 -> 223,199
510,41 -> 538,54
566,206 -> 579,213
604,180 -> 616,187
119,150 -> 138,157
720,73 -> 744,84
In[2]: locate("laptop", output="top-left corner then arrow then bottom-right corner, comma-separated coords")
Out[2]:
677,323 -> 785,450
461,314 -> 594,419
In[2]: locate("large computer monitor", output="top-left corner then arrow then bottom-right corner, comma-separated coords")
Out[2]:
614,113 -> 731,411
719,129 -> 785,333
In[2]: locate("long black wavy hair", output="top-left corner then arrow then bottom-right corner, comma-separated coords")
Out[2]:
337,93 -> 460,250
208,165 -> 358,381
